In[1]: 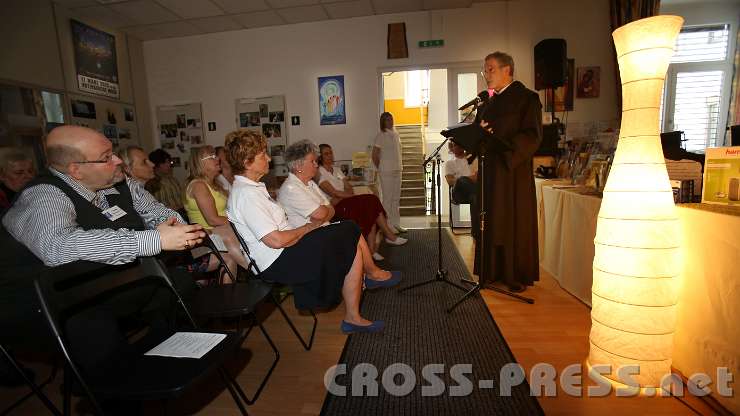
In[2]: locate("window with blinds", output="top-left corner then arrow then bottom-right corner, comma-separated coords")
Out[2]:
671,25 -> 730,64
663,24 -> 732,152
673,71 -> 724,151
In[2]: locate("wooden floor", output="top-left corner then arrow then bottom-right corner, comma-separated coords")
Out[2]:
2,230 -> 698,415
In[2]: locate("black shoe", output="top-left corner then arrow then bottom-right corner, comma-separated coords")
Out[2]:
506,282 -> 526,293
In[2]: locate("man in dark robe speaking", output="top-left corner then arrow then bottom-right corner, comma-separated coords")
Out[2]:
473,51 -> 542,293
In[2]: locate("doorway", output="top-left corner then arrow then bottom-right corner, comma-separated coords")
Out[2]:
380,63 -> 485,224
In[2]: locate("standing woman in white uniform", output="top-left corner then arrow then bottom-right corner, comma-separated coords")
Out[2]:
372,112 -> 406,233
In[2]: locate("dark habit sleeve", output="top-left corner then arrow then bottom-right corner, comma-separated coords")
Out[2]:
505,93 -> 543,169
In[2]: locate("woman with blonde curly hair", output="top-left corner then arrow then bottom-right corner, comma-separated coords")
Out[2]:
226,129 -> 400,334
183,145 -> 246,280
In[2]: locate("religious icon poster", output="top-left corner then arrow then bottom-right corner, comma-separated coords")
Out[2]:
576,66 -> 600,98
318,75 -> 346,125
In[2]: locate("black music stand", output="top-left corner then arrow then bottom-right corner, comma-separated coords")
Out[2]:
443,123 -> 534,312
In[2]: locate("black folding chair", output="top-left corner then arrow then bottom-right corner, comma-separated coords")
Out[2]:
0,343 -> 61,415
188,233 -> 280,404
197,231 -> 236,285
229,221 -> 317,351
34,257 -> 252,415
448,185 -> 471,235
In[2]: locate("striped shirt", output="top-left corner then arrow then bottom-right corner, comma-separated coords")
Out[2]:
1,168 -> 183,267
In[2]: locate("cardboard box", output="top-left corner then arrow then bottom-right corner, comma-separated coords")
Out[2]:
702,146 -> 740,205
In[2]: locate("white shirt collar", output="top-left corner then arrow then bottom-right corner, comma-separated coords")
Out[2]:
286,172 -> 311,188
494,80 -> 515,95
234,174 -> 265,188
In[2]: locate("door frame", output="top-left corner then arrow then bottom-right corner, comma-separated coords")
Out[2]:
376,61 -> 482,118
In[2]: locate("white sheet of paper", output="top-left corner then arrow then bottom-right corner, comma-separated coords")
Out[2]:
144,332 -> 226,359
209,234 -> 227,252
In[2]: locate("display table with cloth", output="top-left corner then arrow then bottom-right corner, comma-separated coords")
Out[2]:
535,182 -> 740,413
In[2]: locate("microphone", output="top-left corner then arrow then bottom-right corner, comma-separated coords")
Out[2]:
458,90 -> 490,111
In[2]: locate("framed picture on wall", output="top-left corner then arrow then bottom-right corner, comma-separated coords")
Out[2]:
387,22 -> 409,59
71,99 -> 97,119
576,66 -> 600,98
318,75 -> 346,125
70,20 -> 119,98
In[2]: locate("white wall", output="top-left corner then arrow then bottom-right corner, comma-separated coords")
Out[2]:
142,0 -> 618,162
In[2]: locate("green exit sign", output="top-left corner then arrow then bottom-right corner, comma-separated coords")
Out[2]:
418,39 -> 444,48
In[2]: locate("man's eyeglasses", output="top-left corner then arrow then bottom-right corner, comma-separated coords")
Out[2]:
72,154 -> 116,164
480,65 -> 507,77
201,154 -> 218,161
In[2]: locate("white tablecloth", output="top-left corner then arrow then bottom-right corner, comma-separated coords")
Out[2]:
672,206 -> 740,415
536,184 -> 740,413
538,184 -> 600,306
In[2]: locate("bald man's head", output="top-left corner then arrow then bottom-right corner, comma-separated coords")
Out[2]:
46,126 -> 108,172
46,125 -> 125,191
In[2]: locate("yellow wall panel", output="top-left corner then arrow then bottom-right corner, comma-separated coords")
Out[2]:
383,99 -> 428,125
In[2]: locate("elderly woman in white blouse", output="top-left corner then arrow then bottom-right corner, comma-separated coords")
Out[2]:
226,132 -> 400,334
316,144 -> 406,261
278,139 -> 405,258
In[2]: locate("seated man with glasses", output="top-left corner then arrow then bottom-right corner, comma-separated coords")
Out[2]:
0,125 -> 206,352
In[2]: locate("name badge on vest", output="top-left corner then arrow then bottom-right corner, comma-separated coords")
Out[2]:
102,205 -> 127,221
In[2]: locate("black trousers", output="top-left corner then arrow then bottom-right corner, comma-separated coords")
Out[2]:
452,177 -> 479,237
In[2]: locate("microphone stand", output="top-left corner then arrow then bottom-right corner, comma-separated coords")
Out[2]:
398,137 -> 471,298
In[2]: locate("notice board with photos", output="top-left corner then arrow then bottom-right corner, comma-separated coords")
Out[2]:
156,103 -> 205,182
235,95 -> 287,177
68,93 -> 139,149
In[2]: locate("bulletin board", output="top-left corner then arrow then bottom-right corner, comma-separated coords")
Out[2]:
235,95 -> 287,177
156,103 -> 205,182
67,93 -> 139,149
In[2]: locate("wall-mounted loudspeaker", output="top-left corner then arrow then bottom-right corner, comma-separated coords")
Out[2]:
534,39 -> 568,91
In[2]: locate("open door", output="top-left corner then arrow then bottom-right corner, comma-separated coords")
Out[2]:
447,66 -> 486,126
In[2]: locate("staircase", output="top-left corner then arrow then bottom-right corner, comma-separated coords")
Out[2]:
397,124 -> 427,216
